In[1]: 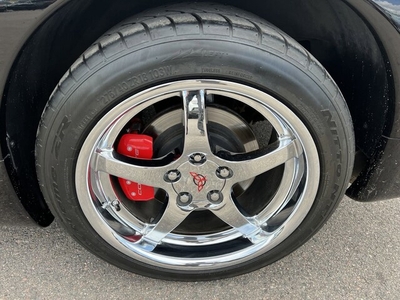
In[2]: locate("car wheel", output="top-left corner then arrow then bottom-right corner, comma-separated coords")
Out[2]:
36,3 -> 354,280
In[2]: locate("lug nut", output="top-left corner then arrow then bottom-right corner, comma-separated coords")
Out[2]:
210,193 -> 220,202
216,167 -> 232,179
180,194 -> 190,203
168,172 -> 178,181
164,170 -> 181,183
189,153 -> 206,164
194,155 -> 202,162
208,191 -> 223,204
177,192 -> 192,205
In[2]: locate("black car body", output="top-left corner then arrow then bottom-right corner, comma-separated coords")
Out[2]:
0,0 -> 399,280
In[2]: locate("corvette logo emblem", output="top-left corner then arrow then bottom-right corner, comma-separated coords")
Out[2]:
190,172 -> 207,192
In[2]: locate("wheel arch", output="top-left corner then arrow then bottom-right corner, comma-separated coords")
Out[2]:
0,0 -> 397,226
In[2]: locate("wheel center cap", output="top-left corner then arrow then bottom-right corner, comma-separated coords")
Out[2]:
189,172 -> 207,192
171,160 -> 226,201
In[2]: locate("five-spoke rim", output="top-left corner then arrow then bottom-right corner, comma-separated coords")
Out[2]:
75,80 -> 320,270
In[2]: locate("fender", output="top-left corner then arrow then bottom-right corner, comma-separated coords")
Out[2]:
345,0 -> 400,201
0,0 -> 68,226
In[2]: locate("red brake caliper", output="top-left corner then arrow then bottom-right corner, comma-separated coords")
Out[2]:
117,134 -> 155,201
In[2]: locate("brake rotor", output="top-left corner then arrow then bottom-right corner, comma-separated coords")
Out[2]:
145,107 -> 258,161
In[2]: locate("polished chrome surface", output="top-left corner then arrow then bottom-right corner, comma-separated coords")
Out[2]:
0,0 -> 57,11
373,0 -> 400,26
76,80 -> 320,270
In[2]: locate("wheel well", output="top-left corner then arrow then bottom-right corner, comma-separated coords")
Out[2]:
0,0 -> 393,225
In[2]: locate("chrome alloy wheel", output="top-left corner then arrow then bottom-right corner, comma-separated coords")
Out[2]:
75,80 -> 320,270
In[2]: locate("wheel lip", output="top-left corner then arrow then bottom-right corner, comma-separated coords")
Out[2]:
75,79 -> 320,271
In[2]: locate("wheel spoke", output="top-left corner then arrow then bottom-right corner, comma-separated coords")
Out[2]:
181,90 -> 212,155
93,149 -> 170,188
210,191 -> 270,244
96,172 -> 146,232
257,156 -> 305,223
137,201 -> 191,251
216,136 -> 301,183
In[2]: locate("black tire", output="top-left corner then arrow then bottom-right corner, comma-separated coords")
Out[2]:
36,3 -> 354,281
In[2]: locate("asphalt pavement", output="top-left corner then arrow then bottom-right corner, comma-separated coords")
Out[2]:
0,167 -> 399,300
